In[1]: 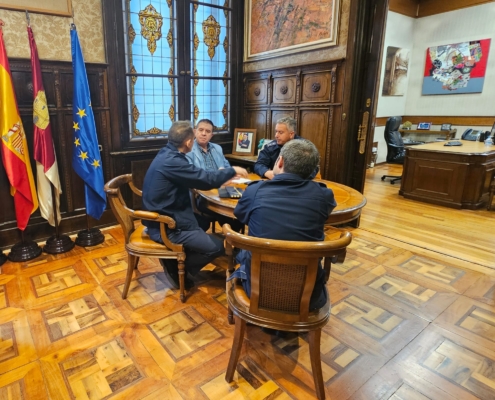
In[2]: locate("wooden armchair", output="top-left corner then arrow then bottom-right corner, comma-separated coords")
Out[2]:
104,174 -> 188,302
222,224 -> 352,400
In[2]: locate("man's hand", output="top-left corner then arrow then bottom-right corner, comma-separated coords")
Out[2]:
264,170 -> 275,180
233,166 -> 248,178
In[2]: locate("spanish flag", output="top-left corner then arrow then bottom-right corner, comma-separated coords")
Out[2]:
0,27 -> 38,230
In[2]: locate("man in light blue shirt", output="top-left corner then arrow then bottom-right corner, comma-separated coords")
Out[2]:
187,119 -> 243,232
186,119 -> 231,170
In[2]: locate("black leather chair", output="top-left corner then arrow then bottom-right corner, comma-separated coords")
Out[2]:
381,116 -> 406,185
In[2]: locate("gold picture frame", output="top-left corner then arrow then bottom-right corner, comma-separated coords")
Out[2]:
244,0 -> 340,62
0,0 -> 72,17
232,129 -> 257,156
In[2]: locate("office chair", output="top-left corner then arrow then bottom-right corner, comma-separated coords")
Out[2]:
381,116 -> 406,185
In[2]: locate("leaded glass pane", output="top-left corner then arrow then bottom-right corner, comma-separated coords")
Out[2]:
125,0 -> 177,138
191,2 -> 230,130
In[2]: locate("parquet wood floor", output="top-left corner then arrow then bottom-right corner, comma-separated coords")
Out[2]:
0,165 -> 494,399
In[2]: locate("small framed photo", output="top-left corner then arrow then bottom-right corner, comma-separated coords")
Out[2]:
441,123 -> 452,131
232,128 -> 257,156
417,122 -> 432,130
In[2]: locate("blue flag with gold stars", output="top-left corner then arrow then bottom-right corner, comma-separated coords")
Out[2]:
70,25 -> 106,220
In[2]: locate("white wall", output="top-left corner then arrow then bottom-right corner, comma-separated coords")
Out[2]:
376,12 -> 415,118
373,4 -> 495,164
374,12 -> 415,164
406,4 -> 495,115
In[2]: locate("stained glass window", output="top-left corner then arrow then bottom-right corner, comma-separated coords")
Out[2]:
124,0 -> 231,139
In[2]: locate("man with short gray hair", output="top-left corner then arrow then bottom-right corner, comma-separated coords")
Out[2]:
254,116 -> 318,179
231,139 -> 336,312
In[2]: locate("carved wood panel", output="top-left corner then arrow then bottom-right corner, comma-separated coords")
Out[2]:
245,110 -> 268,142
301,71 -> 332,103
245,78 -> 268,105
272,76 -> 296,104
299,109 -> 330,165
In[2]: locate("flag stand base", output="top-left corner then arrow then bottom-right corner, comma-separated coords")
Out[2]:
0,252 -> 6,266
75,228 -> 105,247
44,235 -> 75,254
8,241 -> 42,262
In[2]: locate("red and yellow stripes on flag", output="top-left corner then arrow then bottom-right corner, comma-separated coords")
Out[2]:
0,27 -> 38,230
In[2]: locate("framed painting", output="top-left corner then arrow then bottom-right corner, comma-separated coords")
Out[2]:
0,0 -> 72,16
422,39 -> 491,95
232,129 -> 257,156
244,0 -> 340,61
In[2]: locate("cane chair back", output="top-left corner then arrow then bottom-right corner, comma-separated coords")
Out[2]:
104,174 -> 188,302
222,224 -> 352,399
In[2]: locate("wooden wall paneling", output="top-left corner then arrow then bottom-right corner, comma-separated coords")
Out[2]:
244,109 -> 268,142
301,71 -> 333,103
0,59 -> 116,249
272,75 -> 297,104
299,108 -> 330,167
389,0 -> 419,17
417,0 -> 494,17
245,77 -> 269,105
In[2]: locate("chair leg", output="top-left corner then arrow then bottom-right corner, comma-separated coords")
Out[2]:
178,259 -> 186,303
308,329 -> 325,400
225,315 -> 246,383
122,254 -> 138,299
227,306 -> 234,325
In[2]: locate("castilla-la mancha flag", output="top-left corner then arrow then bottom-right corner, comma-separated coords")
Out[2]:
28,26 -> 62,226
0,27 -> 38,230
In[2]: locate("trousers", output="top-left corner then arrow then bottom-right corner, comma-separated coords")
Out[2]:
148,214 -> 225,276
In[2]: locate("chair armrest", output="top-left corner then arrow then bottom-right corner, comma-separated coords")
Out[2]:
129,180 -> 142,196
132,210 -> 176,229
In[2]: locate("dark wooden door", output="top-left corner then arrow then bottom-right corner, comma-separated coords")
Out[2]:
346,0 -> 390,193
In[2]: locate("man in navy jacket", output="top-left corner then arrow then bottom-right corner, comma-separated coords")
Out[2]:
254,116 -> 318,179
231,139 -> 336,311
142,121 -> 247,287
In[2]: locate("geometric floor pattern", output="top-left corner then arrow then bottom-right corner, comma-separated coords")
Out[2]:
0,224 -> 494,399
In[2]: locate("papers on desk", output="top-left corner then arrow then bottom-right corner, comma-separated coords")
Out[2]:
230,177 -> 251,184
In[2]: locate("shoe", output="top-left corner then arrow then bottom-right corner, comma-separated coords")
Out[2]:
159,260 -> 194,290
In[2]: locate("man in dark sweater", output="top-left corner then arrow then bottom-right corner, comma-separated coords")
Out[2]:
254,116 -> 318,179
231,139 -> 336,311
142,121 -> 247,287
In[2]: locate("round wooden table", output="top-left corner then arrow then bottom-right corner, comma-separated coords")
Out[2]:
196,174 -> 367,225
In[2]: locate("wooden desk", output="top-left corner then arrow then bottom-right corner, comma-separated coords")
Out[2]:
399,141 -> 495,209
196,174 -> 367,225
399,129 -> 457,141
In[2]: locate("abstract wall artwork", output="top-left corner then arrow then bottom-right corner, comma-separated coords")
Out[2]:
244,0 -> 340,61
382,46 -> 410,96
422,39 -> 491,95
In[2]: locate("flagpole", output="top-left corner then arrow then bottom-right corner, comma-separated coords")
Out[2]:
43,183 -> 75,254
70,22 -> 106,248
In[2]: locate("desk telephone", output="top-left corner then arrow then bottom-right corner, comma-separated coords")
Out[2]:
461,129 -> 482,141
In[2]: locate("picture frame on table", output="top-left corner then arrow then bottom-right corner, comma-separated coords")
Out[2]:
441,123 -> 452,131
232,129 -> 257,156
244,0 -> 340,61
417,122 -> 432,130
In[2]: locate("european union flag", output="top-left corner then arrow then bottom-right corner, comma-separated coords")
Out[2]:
70,25 -> 106,220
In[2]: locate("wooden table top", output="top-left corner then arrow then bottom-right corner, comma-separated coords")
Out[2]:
196,174 -> 367,225
406,140 -> 495,154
